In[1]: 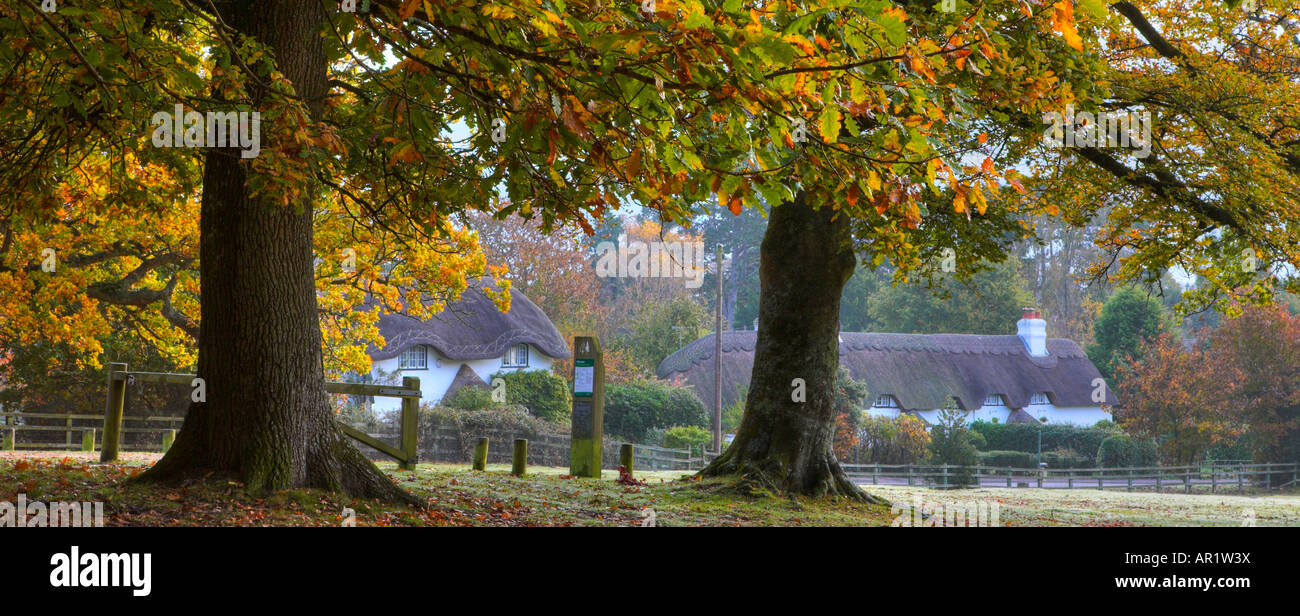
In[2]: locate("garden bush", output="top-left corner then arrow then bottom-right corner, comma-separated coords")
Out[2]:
604,379 -> 708,442
490,370 -> 572,423
663,425 -> 711,454
978,450 -> 1037,468
442,384 -> 495,411
969,421 -> 1122,464
1097,434 -> 1160,468
853,414 -> 930,464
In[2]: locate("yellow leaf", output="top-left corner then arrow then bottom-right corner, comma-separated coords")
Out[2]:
1052,1 -> 1083,51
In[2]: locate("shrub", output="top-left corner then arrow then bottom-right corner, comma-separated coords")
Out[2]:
1042,451 -> 1090,469
418,404 -> 576,466
490,370 -> 572,423
663,425 -> 711,454
978,450 -> 1037,468
928,406 -> 979,487
969,421 -> 1121,464
338,402 -> 388,433
854,414 -> 931,464
442,385 -> 495,411
1097,434 -> 1159,468
421,404 -> 566,436
604,379 -> 708,442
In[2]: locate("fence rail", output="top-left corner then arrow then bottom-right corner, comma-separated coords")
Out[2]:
91,364 -> 421,468
841,462 -> 1300,491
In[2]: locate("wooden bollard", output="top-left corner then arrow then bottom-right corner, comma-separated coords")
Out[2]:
100,362 -> 128,463
511,438 -> 528,476
81,429 -> 95,452
162,429 -> 176,452
3,427 -> 14,451
619,443 -> 634,475
472,437 -> 489,471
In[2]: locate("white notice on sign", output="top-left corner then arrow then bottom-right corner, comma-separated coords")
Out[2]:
574,366 -> 594,396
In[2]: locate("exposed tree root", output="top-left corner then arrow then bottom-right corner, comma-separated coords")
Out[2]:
701,447 -> 889,506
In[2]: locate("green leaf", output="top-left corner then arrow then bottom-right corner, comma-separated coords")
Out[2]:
875,14 -> 907,47
1078,0 -> 1108,20
818,106 -> 842,144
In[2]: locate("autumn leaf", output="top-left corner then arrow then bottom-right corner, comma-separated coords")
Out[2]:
1052,1 -> 1083,51
818,106 -> 842,144
399,0 -> 420,20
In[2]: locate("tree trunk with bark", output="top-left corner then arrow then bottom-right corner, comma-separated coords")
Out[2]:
141,0 -> 415,504
701,193 -> 882,503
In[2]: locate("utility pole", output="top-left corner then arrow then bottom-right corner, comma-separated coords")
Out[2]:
713,244 -> 723,454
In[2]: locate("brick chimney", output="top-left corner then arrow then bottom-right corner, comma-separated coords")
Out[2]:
1017,308 -> 1048,357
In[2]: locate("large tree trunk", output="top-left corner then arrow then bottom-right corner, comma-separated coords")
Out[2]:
142,0 -> 415,504
701,194 -> 880,502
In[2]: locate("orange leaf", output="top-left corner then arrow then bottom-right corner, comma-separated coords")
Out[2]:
399,0 -> 420,20
1052,1 -> 1083,51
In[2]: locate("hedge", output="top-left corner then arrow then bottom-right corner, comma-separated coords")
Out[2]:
978,450 -> 1037,468
490,370 -> 572,423
604,379 -> 708,442
1097,435 -> 1159,468
970,421 -> 1120,463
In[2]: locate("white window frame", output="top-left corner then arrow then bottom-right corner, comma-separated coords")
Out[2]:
983,394 -> 1005,407
502,343 -> 529,368
1029,392 -> 1050,405
873,395 -> 898,408
398,345 -> 428,370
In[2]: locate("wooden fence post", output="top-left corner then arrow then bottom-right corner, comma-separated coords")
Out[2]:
619,443 -> 634,474
472,437 -> 489,471
3,427 -> 14,451
512,438 -> 528,476
81,429 -> 95,452
399,376 -> 420,471
162,429 -> 176,452
100,362 -> 127,463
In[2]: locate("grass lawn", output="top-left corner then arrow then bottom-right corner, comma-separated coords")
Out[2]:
2,452 -> 1295,526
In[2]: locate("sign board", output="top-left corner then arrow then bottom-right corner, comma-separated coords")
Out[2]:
573,359 -> 595,397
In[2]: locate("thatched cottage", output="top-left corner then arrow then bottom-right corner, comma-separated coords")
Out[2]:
656,310 -> 1116,426
366,283 -> 570,415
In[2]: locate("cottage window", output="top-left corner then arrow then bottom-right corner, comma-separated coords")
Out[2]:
1029,392 -> 1050,405
502,343 -> 530,368
983,394 -> 1005,406
873,395 -> 898,408
398,345 -> 428,370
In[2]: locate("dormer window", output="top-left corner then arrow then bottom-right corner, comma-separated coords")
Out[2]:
873,395 -> 898,408
1029,392 -> 1050,405
398,345 -> 428,370
983,394 -> 1005,407
502,343 -> 530,368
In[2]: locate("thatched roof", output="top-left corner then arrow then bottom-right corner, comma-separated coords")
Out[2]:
656,331 -> 1117,412
370,283 -> 570,362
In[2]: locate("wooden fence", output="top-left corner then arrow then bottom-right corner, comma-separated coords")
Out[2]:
91,363 -> 421,469
841,462 -> 1300,491
0,411 -> 182,451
